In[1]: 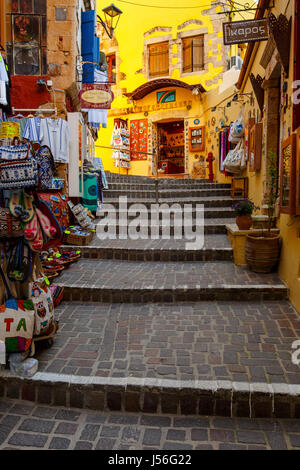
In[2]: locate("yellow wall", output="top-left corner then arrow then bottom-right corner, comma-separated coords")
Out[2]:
96,0 -> 252,176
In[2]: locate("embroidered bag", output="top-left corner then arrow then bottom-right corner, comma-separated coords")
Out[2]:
0,159 -> 39,190
0,137 -> 31,161
0,265 -> 34,353
34,197 -> 63,249
33,145 -> 55,190
38,192 -> 69,231
0,207 -> 23,238
29,281 -> 54,336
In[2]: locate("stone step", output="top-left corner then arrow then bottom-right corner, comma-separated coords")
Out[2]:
94,220 -> 234,236
106,182 -> 232,191
1,299 -> 299,419
104,189 -> 232,199
62,235 -> 233,262
59,259 -> 289,303
98,205 -> 234,218
1,370 -> 299,419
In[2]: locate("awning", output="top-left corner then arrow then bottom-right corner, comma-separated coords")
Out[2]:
125,78 -> 206,101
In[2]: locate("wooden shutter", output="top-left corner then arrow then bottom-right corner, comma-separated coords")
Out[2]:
183,35 -> 204,73
192,36 -> 204,71
149,42 -> 169,78
182,38 -> 192,73
81,10 -> 97,83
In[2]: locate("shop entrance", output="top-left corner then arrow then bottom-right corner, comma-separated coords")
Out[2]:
157,120 -> 185,176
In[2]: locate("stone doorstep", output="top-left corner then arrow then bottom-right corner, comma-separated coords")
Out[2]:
1,371 -> 299,418
61,285 -> 289,303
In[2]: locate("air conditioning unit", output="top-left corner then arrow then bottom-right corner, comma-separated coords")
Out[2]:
230,55 -> 243,70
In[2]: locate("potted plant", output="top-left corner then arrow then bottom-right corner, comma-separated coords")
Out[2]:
232,199 -> 258,230
246,150 -> 281,273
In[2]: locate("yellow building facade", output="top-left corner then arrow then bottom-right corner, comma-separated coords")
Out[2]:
96,0 -> 250,178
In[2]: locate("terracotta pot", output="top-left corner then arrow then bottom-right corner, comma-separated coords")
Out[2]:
246,233 -> 281,273
236,214 -> 253,230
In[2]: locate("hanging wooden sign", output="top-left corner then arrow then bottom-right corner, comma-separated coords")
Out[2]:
223,18 -> 270,45
79,84 -> 114,109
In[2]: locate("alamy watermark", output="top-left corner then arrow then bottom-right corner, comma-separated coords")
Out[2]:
96,196 -> 205,250
292,340 -> 300,366
292,81 -> 300,105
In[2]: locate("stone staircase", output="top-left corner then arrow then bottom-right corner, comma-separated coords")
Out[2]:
1,174 -> 299,419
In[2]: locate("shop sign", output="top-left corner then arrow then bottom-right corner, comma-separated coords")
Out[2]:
223,18 -> 270,45
79,84 -> 114,109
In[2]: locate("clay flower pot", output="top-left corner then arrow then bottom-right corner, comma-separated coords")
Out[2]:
236,214 -> 253,230
246,233 -> 281,273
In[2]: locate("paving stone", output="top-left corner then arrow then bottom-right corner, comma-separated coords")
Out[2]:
191,429 -> 209,441
55,422 -> 78,435
237,430 -> 266,445
49,437 -> 71,449
18,418 -> 55,434
8,433 -> 47,448
55,410 -> 80,422
74,441 -> 94,450
166,429 -> 186,441
100,425 -> 120,438
143,428 -> 162,446
96,438 -> 116,450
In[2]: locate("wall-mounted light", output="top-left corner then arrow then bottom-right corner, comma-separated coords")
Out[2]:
97,4 -> 123,39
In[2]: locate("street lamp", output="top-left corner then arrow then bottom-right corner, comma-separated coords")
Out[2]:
97,4 -> 123,39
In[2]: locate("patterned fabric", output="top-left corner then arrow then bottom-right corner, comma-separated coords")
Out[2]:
0,141 -> 30,161
0,265 -> 34,353
0,207 -> 23,238
0,159 -> 39,189
82,173 -> 98,212
37,192 -> 69,231
130,119 -> 148,161
33,145 -> 55,190
30,282 -> 54,336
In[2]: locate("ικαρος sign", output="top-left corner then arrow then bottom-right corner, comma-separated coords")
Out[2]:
223,18 -> 270,45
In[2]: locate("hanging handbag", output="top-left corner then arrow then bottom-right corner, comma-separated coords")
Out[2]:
30,282 -> 55,336
0,158 -> 39,190
38,192 -> 69,231
33,145 -> 56,190
0,137 -> 31,161
0,264 -> 34,353
223,140 -> 246,174
34,197 -> 63,250
0,207 -> 23,238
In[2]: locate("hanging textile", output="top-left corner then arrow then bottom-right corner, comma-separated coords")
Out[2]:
39,118 -> 70,163
82,173 -> 98,212
23,117 -> 41,142
130,119 -> 148,161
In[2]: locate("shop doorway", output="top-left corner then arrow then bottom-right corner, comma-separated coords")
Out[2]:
157,120 -> 185,176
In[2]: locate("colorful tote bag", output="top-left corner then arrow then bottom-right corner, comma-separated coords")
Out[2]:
0,265 -> 34,353
33,145 -> 56,190
0,159 -> 39,190
37,192 -> 69,231
0,137 -> 31,161
30,281 -> 54,336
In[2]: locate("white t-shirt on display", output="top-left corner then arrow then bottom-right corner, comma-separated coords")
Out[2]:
39,118 -> 70,163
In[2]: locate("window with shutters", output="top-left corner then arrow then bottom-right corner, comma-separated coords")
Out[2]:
5,0 -> 47,75
148,41 -> 169,79
182,35 -> 204,74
